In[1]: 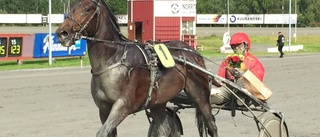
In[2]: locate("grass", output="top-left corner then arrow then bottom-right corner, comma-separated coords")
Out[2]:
0,35 -> 319,71
198,35 -> 320,57
0,57 -> 90,70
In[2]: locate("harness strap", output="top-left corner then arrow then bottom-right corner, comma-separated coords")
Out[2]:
91,59 -> 123,76
91,48 -> 129,76
135,44 -> 149,65
135,44 -> 159,111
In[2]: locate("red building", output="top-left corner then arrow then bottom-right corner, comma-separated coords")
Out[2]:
127,0 -> 198,48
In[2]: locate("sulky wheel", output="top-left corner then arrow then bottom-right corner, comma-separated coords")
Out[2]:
258,112 -> 289,137
148,108 -> 182,137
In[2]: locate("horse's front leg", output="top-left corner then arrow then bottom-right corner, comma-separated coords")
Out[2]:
96,98 -> 131,137
98,106 -> 117,136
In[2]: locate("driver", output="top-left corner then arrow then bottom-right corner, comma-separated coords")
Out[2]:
211,32 -> 265,104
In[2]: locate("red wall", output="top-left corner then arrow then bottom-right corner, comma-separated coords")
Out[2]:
155,17 -> 180,42
131,1 -> 154,43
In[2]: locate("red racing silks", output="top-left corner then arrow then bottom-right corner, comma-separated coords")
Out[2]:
217,52 -> 265,82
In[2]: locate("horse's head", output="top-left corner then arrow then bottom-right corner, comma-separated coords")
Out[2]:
56,0 -> 100,47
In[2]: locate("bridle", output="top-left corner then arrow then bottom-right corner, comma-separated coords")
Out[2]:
65,0 -> 100,41
64,0 -> 131,44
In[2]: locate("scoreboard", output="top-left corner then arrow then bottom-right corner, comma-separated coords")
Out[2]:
0,34 -> 35,61
8,37 -> 22,57
0,37 -> 7,58
0,37 -> 23,59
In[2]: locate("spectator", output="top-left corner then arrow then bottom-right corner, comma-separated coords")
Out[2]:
277,32 -> 285,58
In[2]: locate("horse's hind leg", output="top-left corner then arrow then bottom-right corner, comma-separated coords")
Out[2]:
96,99 -> 130,137
149,104 -> 178,137
185,81 -> 218,137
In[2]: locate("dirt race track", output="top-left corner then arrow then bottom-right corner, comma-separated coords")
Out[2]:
0,26 -> 320,137
1,53 -> 320,137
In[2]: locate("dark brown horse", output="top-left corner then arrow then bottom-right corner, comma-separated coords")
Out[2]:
55,0 -> 218,136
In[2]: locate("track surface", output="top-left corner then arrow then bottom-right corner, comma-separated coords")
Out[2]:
1,54 -> 320,137
1,27 -> 319,136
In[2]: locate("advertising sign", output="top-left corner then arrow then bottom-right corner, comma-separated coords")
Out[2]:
196,14 -> 227,24
154,0 -> 196,17
264,14 -> 297,24
0,14 -> 26,23
26,14 -> 42,23
115,15 -> 128,24
33,33 -> 86,58
47,14 -> 65,24
229,14 -> 264,24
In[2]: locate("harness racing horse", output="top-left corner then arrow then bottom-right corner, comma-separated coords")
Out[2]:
55,0 -> 218,136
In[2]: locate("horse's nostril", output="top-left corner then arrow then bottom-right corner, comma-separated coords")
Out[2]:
60,31 -> 69,37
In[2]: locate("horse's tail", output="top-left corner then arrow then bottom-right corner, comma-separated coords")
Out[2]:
195,108 -> 208,137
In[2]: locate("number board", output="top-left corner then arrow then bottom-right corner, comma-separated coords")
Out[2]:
0,37 -> 8,58
8,37 -> 22,57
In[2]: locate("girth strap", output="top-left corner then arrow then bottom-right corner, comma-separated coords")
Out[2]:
136,44 -> 159,111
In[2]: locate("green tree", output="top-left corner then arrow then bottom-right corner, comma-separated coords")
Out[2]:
308,0 -> 320,25
197,0 -> 226,14
298,0 -> 320,27
104,0 -> 127,14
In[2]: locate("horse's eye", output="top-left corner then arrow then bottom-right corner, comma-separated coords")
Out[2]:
84,7 -> 90,12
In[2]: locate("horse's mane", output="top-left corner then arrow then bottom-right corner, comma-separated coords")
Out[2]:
100,1 -> 120,31
100,0 -> 129,42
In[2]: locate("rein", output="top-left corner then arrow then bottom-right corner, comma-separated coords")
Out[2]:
167,46 -> 219,65
80,35 -> 121,44
80,35 -> 132,45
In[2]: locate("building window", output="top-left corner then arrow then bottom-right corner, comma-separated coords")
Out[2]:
182,21 -> 194,35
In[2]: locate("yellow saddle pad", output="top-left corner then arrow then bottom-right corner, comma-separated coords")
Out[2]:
154,44 -> 175,68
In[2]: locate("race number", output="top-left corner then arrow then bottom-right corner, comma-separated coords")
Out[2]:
154,44 -> 175,68
8,37 -> 22,57
0,37 -> 7,58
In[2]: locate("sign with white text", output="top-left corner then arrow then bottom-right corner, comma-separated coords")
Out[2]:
228,14 -> 264,24
115,15 -> 128,24
154,0 -> 196,17
33,33 -> 86,58
264,14 -> 297,24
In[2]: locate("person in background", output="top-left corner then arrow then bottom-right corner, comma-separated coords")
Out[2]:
277,32 -> 285,58
210,32 -> 265,105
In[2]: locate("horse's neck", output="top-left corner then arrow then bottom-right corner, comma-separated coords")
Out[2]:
87,41 -> 123,73
95,10 -> 121,42
95,25 -> 120,42
87,8 -> 124,72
